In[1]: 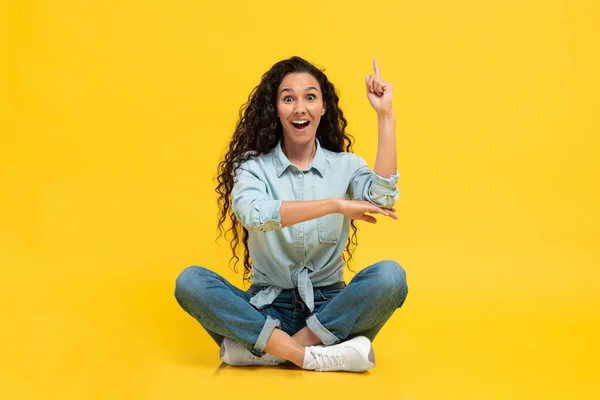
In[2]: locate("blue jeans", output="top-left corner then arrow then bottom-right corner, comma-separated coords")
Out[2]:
174,260 -> 408,357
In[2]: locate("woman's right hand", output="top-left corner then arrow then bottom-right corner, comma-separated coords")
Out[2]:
335,199 -> 398,224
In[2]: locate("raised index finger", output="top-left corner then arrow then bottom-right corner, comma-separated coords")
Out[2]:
373,57 -> 381,77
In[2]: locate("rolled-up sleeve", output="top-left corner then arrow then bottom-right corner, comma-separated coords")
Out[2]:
347,157 -> 400,209
232,166 -> 283,232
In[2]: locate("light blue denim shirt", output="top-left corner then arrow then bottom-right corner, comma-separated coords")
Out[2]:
231,139 -> 399,312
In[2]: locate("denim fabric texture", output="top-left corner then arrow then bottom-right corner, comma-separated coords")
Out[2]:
174,138 -> 407,356
175,260 -> 408,356
231,138 -> 399,311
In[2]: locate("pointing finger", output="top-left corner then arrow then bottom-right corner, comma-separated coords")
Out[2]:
373,57 -> 381,77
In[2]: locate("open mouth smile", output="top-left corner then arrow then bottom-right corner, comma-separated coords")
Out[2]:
291,120 -> 310,131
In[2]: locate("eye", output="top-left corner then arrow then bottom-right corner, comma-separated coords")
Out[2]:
307,94 -> 316,101
283,96 -> 293,103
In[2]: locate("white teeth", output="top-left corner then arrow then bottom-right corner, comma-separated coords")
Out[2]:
292,120 -> 308,124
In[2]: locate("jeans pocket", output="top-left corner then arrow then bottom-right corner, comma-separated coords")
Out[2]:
317,214 -> 344,244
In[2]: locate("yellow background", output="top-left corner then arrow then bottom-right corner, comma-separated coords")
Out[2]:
1,0 -> 599,398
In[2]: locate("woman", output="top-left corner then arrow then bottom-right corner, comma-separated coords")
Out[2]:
174,56 -> 408,372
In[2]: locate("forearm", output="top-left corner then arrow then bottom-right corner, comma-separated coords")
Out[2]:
373,110 -> 397,178
280,198 -> 339,228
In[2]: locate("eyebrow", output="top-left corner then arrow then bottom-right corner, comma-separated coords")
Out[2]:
280,86 -> 320,94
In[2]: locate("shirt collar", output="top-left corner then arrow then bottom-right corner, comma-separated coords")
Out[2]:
273,138 -> 327,177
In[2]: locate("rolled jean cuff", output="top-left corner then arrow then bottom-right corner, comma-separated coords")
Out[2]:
251,315 -> 281,357
306,313 -> 340,346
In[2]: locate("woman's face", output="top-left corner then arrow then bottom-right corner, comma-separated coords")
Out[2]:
276,72 -> 325,146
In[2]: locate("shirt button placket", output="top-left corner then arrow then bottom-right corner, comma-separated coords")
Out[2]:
296,169 -> 305,257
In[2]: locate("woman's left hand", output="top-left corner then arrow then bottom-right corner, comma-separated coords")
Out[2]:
365,57 -> 393,114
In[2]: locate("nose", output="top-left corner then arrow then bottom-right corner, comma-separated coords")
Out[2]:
294,99 -> 307,115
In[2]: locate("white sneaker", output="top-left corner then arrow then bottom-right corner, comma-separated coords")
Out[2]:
303,336 -> 375,372
220,337 -> 286,366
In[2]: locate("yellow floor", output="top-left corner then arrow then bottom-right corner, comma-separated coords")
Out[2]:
1,238 -> 598,399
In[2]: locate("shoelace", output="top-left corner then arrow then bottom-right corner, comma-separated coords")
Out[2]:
310,347 -> 345,371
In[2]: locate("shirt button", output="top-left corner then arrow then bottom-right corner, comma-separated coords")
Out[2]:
298,233 -> 304,238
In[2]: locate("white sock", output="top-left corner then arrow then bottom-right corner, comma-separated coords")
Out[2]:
302,347 -> 315,369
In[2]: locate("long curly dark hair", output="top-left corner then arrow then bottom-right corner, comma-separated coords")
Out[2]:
215,56 -> 358,282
